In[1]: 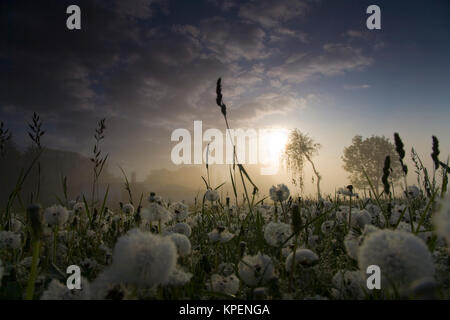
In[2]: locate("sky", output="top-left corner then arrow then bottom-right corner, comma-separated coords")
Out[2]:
1,0 -> 450,196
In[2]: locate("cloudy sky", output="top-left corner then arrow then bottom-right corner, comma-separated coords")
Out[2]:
1,0 -> 450,194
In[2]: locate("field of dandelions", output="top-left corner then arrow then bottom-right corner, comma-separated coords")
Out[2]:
0,79 -> 450,300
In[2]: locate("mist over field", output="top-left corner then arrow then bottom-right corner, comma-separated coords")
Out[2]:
0,0 -> 449,302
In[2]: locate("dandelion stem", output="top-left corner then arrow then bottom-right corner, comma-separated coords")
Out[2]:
25,240 -> 41,300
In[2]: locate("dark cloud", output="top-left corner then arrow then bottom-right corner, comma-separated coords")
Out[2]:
0,0 -> 381,179
238,0 -> 310,27
199,17 -> 268,62
267,43 -> 373,83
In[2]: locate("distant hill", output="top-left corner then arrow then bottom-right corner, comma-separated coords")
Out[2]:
0,141 -> 298,210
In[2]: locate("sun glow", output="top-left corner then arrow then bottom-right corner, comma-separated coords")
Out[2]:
263,128 -> 289,164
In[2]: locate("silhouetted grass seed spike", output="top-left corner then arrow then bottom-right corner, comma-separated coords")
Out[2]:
394,132 -> 408,175
431,135 -> 440,170
216,77 -> 226,117
382,155 -> 391,195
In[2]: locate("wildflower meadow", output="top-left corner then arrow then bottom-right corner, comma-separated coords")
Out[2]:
0,79 -> 449,301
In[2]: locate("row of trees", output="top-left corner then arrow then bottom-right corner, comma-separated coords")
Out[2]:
284,130 -> 404,197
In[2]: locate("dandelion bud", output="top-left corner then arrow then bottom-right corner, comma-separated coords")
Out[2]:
239,241 -> 246,257
105,284 -> 126,300
200,255 -> 211,274
92,208 -> 98,224
71,216 -> 78,228
253,287 -> 266,299
27,204 -> 42,240
134,206 -> 142,225
149,192 -> 161,203
291,204 -> 302,235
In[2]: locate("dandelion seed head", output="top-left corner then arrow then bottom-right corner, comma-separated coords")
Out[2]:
122,203 -> 135,215
218,262 -> 235,277
205,189 -> 220,202
321,220 -> 335,234
332,270 -> 366,299
141,203 -> 171,223
109,228 -> 177,287
41,279 -> 91,300
148,192 -> 163,204
10,218 -> 24,232
208,228 -> 234,243
433,197 -> 450,246
169,201 -> 189,221
164,268 -> 192,287
351,209 -> 372,229
169,233 -> 191,257
238,252 -> 275,287
285,248 -> 318,272
337,187 -> 358,197
67,200 -> 77,210
44,204 -> 69,227
0,231 -> 21,250
208,274 -> 240,295
358,229 -> 435,293
269,184 -> 290,202
73,202 -> 85,214
264,222 -> 292,247
406,185 -> 420,198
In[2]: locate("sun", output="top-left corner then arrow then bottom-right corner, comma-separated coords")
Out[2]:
263,128 -> 289,162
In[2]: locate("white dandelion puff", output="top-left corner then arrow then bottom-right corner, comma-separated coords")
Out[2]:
331,270 -> 366,299
73,202 -> 85,214
107,228 -> 177,287
351,209 -> 372,229
122,203 -> 135,215
164,267 -> 192,286
41,279 -> 91,300
141,202 -> 171,223
10,218 -> 24,232
238,252 -> 275,287
205,189 -> 220,202
269,184 -> 290,202
433,197 -> 450,246
218,262 -> 235,277
169,233 -> 191,257
44,205 -> 69,227
285,248 -> 319,272
358,229 -> 435,293
0,231 -> 21,250
169,201 -> 189,221
173,222 -> 192,237
344,224 -> 379,261
207,274 -> 240,295
406,185 -> 420,198
208,228 -> 234,243
321,220 -> 335,234
263,222 -> 292,247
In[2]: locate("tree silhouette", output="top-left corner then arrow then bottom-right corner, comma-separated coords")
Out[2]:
342,135 -> 402,193
284,129 -> 322,199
